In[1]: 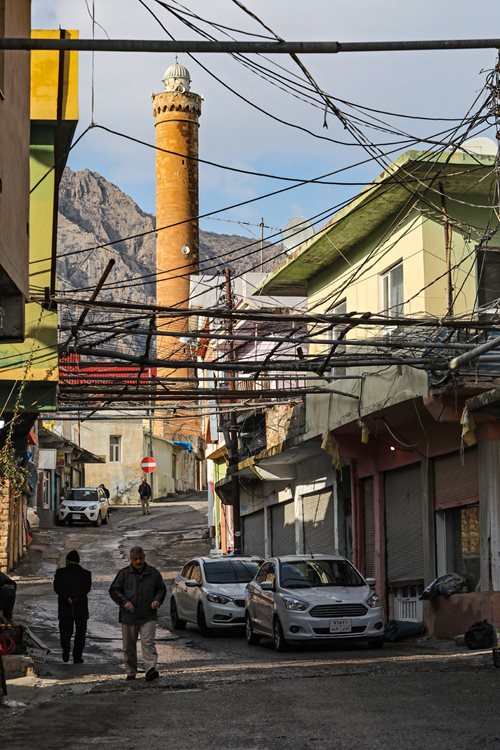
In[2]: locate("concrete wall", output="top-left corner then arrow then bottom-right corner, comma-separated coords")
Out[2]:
0,0 -> 30,302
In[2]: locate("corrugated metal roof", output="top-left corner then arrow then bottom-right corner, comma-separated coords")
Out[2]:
257,149 -> 496,296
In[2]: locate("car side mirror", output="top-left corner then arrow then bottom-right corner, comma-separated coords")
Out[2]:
261,580 -> 274,592
366,577 -> 376,588
186,579 -> 200,588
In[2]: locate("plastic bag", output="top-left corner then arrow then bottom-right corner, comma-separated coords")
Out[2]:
464,620 -> 496,650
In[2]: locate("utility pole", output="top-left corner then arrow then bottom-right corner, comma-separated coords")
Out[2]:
225,268 -> 241,553
260,217 -> 265,269
439,183 -> 454,316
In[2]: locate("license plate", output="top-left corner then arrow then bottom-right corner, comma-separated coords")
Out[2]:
72,513 -> 82,520
329,618 -> 352,633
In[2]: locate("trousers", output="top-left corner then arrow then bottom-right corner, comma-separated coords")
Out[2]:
121,620 -> 158,676
59,617 -> 88,660
141,496 -> 150,514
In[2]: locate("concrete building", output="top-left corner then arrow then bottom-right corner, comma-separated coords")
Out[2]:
0,27 -> 79,569
219,143 -> 500,636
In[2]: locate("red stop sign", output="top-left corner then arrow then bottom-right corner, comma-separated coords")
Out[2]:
141,456 -> 157,474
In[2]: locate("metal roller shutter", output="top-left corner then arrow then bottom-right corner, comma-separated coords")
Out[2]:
362,477 -> 376,579
385,464 -> 424,584
434,448 -> 478,510
242,510 -> 265,557
302,488 -> 336,555
271,501 -> 296,555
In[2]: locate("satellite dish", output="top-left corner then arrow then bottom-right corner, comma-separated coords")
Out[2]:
459,137 -> 497,157
181,244 -> 191,256
281,216 -> 314,253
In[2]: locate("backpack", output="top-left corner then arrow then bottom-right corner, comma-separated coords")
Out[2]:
464,619 -> 496,650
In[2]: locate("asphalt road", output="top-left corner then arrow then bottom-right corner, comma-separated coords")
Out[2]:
2,496 -> 499,749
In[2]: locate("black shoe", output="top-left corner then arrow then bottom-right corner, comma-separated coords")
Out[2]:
145,668 -> 159,682
126,674 -> 136,681
73,657 -> 84,664
62,651 -> 70,663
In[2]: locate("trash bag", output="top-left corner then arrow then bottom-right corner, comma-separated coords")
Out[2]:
384,619 -> 426,642
420,573 -> 464,600
464,620 -> 496,650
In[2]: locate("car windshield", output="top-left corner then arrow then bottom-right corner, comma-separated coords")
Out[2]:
203,560 -> 260,584
280,559 -> 365,588
66,489 -> 99,503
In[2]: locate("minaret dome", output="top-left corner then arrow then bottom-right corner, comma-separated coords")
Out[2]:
162,57 -> 191,93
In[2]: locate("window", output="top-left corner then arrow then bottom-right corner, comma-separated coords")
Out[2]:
181,562 -> 194,579
203,560 -> 260,584
381,262 -> 404,317
190,563 -> 202,584
109,435 -> 121,462
255,561 -> 276,586
477,246 -> 500,313
438,504 -> 480,592
279,559 -> 365,589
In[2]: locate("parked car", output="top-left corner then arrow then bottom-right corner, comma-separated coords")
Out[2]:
27,506 -> 40,530
245,555 -> 384,651
57,487 -> 110,527
170,556 -> 262,635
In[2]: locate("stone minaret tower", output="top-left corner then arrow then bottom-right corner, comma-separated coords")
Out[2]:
152,60 -> 202,441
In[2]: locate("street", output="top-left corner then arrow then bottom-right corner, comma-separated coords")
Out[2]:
2,496 -> 499,750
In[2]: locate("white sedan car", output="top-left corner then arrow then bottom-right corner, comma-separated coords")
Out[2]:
170,556 -> 262,635
245,555 -> 385,651
57,487 -> 110,527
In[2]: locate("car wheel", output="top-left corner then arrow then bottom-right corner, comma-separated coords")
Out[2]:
93,513 -> 102,528
102,511 -> 109,525
197,605 -> 212,637
245,613 -> 260,646
273,617 -> 287,652
367,637 -> 384,649
170,597 -> 186,630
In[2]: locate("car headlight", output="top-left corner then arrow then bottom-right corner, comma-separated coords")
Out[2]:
88,504 -> 98,510
367,591 -> 382,608
282,596 -> 308,611
59,504 -> 67,510
206,592 -> 232,604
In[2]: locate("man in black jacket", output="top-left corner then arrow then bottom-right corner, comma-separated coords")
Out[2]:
138,477 -> 152,515
109,546 -> 166,681
0,571 -> 17,621
53,550 -> 92,664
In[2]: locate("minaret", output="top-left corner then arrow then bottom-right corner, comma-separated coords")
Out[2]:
152,59 -> 202,441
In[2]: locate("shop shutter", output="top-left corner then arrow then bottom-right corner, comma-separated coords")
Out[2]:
270,501 -> 296,555
385,464 -> 424,584
362,477 -> 376,579
242,510 -> 265,558
302,488 -> 336,555
434,448 -> 478,510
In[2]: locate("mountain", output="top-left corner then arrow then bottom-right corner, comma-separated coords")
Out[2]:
57,168 -> 281,304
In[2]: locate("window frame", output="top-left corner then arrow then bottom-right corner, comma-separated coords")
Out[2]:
109,435 -> 122,463
381,261 -> 404,318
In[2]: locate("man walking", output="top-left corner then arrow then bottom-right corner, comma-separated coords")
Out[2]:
109,546 -> 166,681
138,477 -> 152,515
53,550 -> 92,664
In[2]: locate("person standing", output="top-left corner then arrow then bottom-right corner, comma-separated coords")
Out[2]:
99,483 -> 110,499
0,571 -> 17,622
138,477 -> 152,515
53,550 -> 92,664
109,546 -> 166,681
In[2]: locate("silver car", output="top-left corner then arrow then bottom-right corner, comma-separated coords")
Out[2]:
170,556 -> 262,635
57,487 -> 110,527
245,555 -> 385,651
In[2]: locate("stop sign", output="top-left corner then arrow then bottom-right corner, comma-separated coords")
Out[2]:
141,456 -> 157,474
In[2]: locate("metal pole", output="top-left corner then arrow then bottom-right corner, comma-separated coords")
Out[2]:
225,268 -> 241,554
450,335 -> 500,369
439,183 -> 454,316
3,38 -> 500,53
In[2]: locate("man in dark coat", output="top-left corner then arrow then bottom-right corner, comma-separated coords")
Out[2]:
0,571 -> 17,621
53,550 -> 92,664
138,477 -> 152,515
109,545 -> 166,681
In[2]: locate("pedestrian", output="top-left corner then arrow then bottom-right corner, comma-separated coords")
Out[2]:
53,550 -> 92,664
109,545 -> 166,682
99,483 -> 110,499
138,477 -> 152,515
0,571 -> 17,622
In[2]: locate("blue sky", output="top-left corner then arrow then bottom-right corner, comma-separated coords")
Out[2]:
33,1 -> 500,243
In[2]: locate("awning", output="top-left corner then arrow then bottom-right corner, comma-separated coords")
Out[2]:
38,426 -> 105,464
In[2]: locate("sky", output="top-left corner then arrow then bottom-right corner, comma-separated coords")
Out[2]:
32,0 -> 500,243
